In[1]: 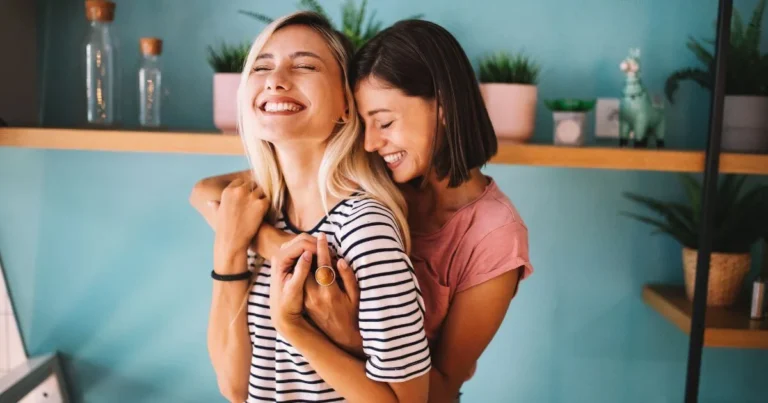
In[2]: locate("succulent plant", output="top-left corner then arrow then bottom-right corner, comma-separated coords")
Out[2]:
477,52 -> 541,85
621,174 -> 768,254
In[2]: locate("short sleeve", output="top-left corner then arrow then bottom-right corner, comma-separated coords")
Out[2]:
338,200 -> 432,382
455,221 -> 533,293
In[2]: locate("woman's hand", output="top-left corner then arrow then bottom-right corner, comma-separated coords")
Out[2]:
304,233 -> 363,357
213,179 -> 269,273
269,237 -> 317,334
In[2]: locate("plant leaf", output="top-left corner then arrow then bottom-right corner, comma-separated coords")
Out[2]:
678,174 -> 702,222
299,0 -> 332,25
620,212 -> 696,247
477,51 -> 539,84
744,0 -> 766,55
622,192 -> 697,237
664,68 -> 711,103
238,10 -> 274,24
732,8 -> 746,48
686,36 -> 714,67
356,0 -> 368,37
715,174 -> 746,224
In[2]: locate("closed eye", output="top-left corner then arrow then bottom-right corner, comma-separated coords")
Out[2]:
380,121 -> 394,129
295,64 -> 317,71
253,65 -> 271,72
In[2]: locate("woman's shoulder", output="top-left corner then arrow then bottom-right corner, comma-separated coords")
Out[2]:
333,194 -> 395,217
451,179 -> 533,290
464,178 -> 528,238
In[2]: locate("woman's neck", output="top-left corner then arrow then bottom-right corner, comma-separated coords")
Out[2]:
406,168 -> 489,233
275,143 -> 337,231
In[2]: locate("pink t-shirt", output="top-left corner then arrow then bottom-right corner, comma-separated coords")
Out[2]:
410,177 -> 533,343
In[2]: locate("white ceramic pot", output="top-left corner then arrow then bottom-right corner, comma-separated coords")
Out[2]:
479,83 -> 537,142
552,111 -> 587,146
213,73 -> 241,134
722,95 -> 768,153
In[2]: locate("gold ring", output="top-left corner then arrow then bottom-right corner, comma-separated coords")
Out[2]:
315,265 -> 336,287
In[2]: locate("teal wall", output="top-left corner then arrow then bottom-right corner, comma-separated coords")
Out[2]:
2,0 -> 768,401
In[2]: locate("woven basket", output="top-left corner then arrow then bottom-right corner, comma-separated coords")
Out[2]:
682,247 -> 751,307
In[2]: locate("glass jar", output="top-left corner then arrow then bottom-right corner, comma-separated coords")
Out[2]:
138,37 -> 163,128
84,0 -> 116,125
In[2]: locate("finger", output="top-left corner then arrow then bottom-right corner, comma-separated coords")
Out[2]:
249,181 -> 266,199
227,178 -> 244,188
337,259 -> 359,303
305,267 -> 320,294
281,233 -> 316,250
288,250 -> 313,291
273,241 -> 314,274
316,233 -> 332,268
206,200 -> 220,210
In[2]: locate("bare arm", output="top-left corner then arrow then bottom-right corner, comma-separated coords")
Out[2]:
304,265 -> 522,403
189,170 -> 250,228
206,179 -> 270,402
427,269 -> 522,402
188,169 -> 293,260
207,253 -> 252,402
284,319 -> 429,403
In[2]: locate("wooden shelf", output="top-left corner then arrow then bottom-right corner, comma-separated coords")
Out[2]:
2,127 -> 768,174
0,127 -> 243,156
642,284 -> 768,349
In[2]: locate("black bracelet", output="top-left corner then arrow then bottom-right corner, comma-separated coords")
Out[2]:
211,270 -> 252,282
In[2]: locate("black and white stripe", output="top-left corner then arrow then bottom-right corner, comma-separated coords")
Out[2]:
245,197 -> 431,402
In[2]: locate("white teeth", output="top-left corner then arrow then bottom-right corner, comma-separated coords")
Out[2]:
263,102 -> 302,112
383,151 -> 406,164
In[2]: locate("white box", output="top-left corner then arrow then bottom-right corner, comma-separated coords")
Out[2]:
595,98 -> 620,138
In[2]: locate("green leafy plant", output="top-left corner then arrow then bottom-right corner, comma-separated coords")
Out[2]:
621,174 -> 768,254
477,52 -> 541,85
665,0 -> 768,103
544,99 -> 596,112
206,42 -> 251,73
239,0 -> 423,51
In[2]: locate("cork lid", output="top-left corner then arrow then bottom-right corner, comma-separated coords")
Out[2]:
85,0 -> 116,22
140,37 -> 163,56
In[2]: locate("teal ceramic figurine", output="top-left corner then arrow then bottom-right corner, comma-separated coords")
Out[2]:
619,49 -> 665,148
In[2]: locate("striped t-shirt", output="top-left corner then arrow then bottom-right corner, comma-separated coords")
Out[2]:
245,196 -> 432,402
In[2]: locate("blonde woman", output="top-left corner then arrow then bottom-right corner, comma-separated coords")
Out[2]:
198,12 -> 431,403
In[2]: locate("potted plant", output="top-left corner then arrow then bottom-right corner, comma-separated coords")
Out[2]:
544,99 -> 595,146
206,41 -> 250,134
240,0 -> 423,52
664,0 -> 768,153
477,51 -> 541,142
621,174 -> 768,306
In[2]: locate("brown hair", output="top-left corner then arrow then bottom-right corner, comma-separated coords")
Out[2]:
351,19 -> 498,187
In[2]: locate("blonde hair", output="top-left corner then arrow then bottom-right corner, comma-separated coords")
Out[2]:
236,11 -> 410,252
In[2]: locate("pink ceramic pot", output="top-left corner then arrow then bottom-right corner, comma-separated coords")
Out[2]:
213,73 -> 241,134
480,83 -> 538,142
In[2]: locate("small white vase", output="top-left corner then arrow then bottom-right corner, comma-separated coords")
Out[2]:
552,112 -> 587,146
722,95 -> 768,153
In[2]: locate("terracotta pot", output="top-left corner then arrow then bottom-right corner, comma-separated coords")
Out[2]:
479,83 -> 537,142
213,73 -> 241,134
682,247 -> 751,307
722,96 -> 768,153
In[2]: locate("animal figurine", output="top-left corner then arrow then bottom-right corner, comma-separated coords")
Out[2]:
618,49 -> 665,148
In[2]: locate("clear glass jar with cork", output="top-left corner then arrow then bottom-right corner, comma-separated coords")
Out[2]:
138,37 -> 163,128
84,0 -> 116,125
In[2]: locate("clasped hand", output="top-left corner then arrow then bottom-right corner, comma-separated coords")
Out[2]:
270,233 -> 364,356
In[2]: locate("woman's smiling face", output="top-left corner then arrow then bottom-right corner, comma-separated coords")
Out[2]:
355,76 -> 438,183
242,24 -> 346,144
